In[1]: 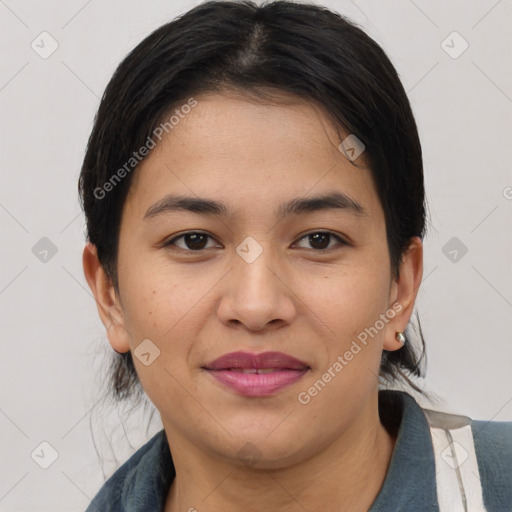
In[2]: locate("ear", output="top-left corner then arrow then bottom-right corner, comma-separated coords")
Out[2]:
383,236 -> 423,352
82,242 -> 131,354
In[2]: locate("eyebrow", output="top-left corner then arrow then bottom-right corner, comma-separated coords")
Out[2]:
143,191 -> 368,221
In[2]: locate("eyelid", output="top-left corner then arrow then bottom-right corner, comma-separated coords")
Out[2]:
163,230 -> 349,252
293,230 -> 348,249
163,230 -> 221,251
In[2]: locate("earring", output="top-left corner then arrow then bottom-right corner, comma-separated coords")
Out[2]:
395,331 -> 406,345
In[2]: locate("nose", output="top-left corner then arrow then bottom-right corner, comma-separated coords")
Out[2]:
216,239 -> 297,332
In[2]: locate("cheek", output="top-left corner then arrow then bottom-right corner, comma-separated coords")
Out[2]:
118,261 -> 213,372
118,256 -> 187,337
311,264 -> 389,339
119,269 -> 202,405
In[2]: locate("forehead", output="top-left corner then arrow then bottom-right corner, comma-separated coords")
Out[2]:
124,90 -> 382,225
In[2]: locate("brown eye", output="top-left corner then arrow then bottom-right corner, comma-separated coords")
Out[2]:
165,232 -> 218,251
294,231 -> 346,251
164,230 -> 347,253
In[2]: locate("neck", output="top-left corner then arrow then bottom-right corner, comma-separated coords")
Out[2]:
164,391 -> 396,512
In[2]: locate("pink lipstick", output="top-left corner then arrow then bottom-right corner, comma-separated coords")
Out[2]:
203,351 -> 310,397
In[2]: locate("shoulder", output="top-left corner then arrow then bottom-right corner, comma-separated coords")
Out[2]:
85,430 -> 169,512
471,416 -> 512,451
422,403 -> 512,511
471,418 -> 512,509
471,417 -> 512,457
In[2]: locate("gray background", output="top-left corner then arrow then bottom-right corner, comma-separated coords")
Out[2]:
1,0 -> 511,510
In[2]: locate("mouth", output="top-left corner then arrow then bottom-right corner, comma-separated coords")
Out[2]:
220,368 -> 293,374
203,350 -> 310,371
203,351 -> 310,396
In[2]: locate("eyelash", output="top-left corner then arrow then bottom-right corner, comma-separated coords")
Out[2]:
163,230 -> 348,253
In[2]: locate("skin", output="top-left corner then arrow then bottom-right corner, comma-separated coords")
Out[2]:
83,89 -> 423,512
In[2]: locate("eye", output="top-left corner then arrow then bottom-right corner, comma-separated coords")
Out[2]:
164,231 -> 220,251
293,231 -> 347,251
164,230 -> 347,253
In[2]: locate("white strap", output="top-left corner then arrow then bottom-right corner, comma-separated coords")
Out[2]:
423,409 -> 487,512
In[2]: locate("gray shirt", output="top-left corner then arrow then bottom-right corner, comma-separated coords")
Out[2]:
85,390 -> 512,511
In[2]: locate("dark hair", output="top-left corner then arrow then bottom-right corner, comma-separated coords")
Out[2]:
79,0 -> 429,405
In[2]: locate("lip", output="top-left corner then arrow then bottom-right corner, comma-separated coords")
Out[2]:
204,351 -> 309,371
203,351 -> 310,397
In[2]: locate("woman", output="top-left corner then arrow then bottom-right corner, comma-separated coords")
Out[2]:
79,1 -> 512,511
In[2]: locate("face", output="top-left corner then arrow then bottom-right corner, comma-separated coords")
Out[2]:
87,90 -> 420,469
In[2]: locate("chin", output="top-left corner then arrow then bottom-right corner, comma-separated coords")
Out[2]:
212,429 -> 312,470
